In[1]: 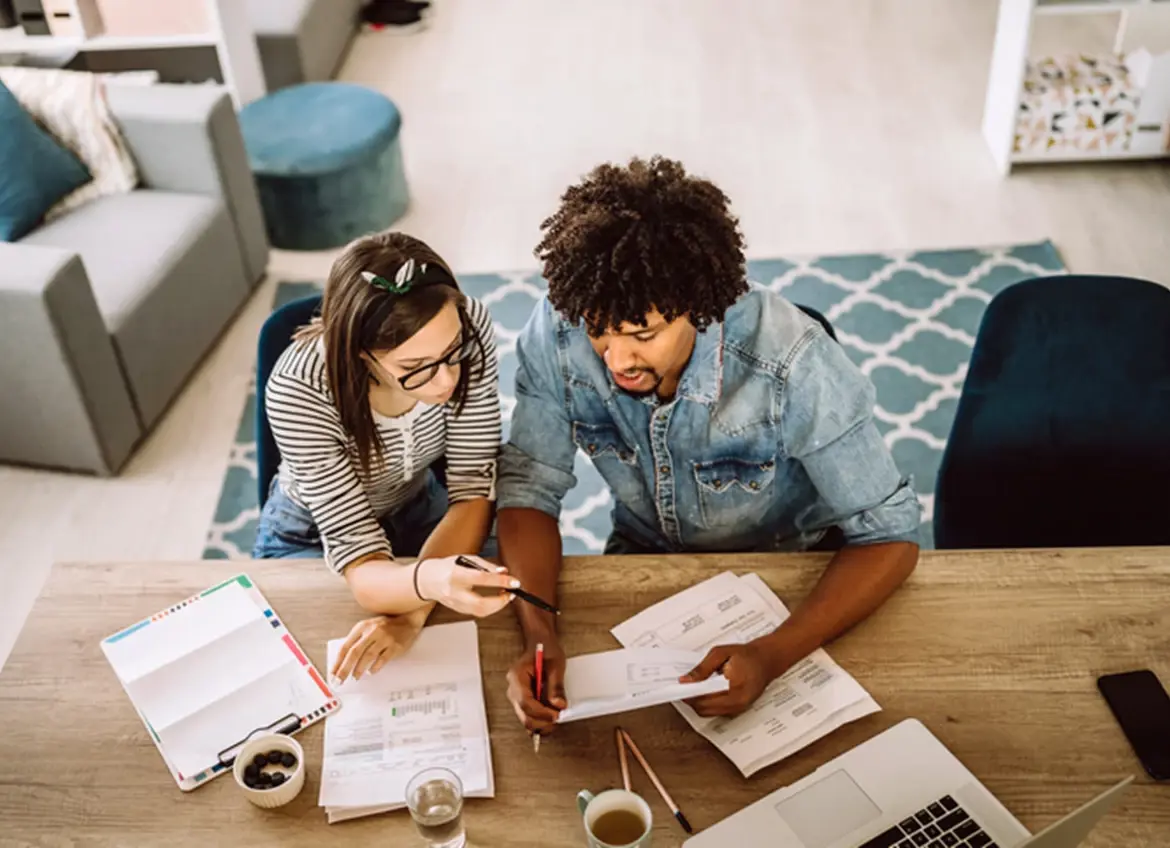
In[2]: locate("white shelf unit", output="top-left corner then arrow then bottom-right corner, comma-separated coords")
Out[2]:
983,0 -> 1170,173
0,0 -> 264,106
1034,0 -> 1147,15
0,31 -> 220,51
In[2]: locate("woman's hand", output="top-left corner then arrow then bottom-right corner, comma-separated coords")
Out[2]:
330,614 -> 425,684
415,555 -> 519,617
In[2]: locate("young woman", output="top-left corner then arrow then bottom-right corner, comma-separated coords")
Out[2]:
253,231 -> 515,682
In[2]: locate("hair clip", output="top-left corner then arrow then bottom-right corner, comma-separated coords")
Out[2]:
361,260 -> 429,295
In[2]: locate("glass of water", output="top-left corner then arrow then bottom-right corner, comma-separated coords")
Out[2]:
406,768 -> 465,848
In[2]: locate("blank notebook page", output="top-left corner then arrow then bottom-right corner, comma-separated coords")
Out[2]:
104,582 -> 314,777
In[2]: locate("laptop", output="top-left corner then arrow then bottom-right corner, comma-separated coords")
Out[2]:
684,719 -> 1132,848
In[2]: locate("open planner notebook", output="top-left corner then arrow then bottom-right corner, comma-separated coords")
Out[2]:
612,571 -> 880,777
320,621 -> 495,824
101,574 -> 338,791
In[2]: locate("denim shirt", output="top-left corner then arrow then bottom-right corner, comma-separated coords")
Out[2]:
497,290 -> 921,552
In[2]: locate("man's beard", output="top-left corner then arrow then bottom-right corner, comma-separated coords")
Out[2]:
612,367 -> 661,397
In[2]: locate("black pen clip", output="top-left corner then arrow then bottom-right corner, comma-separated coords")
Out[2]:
454,555 -> 488,572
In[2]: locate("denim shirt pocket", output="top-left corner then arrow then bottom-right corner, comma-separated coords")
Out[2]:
572,420 -> 645,508
692,455 -> 777,528
572,421 -> 638,466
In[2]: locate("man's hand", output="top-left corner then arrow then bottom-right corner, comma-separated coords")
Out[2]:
505,640 -> 567,733
681,643 -> 772,718
330,615 -> 424,684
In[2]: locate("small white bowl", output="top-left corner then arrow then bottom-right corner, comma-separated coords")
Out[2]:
232,733 -> 305,809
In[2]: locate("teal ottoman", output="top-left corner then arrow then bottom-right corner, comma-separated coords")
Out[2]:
239,82 -> 408,250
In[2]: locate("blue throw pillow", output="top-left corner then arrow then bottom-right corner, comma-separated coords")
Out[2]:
0,79 -> 91,242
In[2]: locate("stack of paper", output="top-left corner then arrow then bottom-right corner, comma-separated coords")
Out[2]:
557,648 -> 729,723
319,621 -> 494,824
612,571 -> 879,777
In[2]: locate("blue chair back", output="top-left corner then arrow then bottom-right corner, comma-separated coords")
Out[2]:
256,295 -> 323,508
934,275 -> 1170,548
796,304 -> 837,342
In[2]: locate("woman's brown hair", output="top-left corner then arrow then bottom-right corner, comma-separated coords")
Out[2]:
297,231 -> 484,474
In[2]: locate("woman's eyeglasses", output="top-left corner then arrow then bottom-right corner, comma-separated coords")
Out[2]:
397,323 -> 475,390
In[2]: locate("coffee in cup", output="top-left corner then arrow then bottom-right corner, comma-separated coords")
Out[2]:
577,789 -> 653,848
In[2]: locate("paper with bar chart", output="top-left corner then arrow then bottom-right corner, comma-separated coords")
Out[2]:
318,621 -> 494,820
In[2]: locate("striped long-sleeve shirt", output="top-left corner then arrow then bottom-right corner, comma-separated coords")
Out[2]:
265,296 -> 501,572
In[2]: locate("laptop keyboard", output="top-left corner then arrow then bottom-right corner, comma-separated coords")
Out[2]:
858,794 -> 998,848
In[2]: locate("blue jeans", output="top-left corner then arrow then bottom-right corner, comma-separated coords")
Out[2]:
252,471 -> 449,561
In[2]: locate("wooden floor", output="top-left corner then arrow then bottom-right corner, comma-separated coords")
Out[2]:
2,0 -> 1169,668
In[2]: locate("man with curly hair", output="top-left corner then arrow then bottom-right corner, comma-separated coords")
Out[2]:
497,157 -> 921,732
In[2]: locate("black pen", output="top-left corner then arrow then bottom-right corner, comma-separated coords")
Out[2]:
454,556 -> 561,616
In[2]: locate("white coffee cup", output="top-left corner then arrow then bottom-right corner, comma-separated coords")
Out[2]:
577,788 -> 653,848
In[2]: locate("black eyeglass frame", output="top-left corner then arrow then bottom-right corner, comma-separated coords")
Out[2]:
372,307 -> 476,391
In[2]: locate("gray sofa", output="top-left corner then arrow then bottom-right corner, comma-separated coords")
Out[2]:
0,84 -> 268,475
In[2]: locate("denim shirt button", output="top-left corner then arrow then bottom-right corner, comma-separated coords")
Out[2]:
713,479 -> 722,489
658,465 -> 670,476
749,481 -> 760,490
587,443 -> 597,453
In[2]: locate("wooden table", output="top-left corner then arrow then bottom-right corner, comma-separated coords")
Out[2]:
1,550 -> 1169,847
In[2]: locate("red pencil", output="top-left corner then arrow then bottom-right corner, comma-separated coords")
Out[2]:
533,642 -> 545,754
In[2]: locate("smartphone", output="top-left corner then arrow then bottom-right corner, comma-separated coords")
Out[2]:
1097,669 -> 1170,780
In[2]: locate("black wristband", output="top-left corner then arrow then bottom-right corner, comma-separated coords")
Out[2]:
413,560 -> 428,601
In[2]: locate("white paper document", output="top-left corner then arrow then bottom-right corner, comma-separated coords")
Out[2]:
319,621 -> 494,823
557,648 -> 729,723
612,572 -> 880,777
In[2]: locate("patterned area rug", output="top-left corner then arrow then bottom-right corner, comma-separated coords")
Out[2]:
203,240 -> 1065,559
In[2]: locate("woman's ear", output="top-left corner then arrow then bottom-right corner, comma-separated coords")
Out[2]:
359,350 -> 382,386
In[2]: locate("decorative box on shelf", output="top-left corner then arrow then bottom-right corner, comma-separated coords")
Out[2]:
1127,47 -> 1170,153
1014,54 -> 1140,156
42,0 -> 102,37
94,0 -> 210,38
12,0 -> 50,35
984,0 -> 1170,172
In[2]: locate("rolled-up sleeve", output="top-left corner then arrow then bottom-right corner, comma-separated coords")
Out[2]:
445,296 -> 502,503
779,330 -> 922,545
497,298 -> 578,517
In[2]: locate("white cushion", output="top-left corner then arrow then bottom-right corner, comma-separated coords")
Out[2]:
0,67 -> 139,221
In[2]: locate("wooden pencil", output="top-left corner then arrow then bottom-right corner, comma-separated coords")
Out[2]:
620,729 -> 693,834
616,727 -> 631,791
